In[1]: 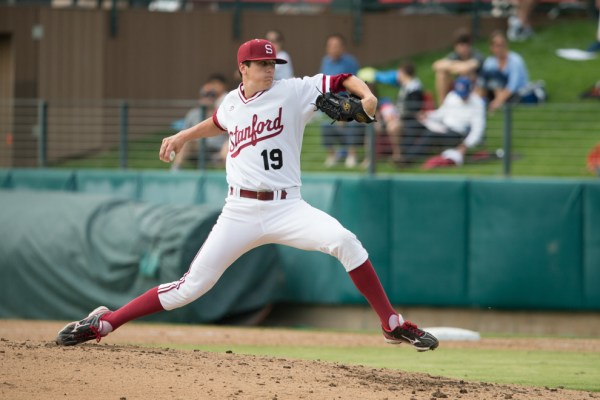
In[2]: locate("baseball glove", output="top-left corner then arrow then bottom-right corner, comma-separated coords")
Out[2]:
315,92 -> 375,124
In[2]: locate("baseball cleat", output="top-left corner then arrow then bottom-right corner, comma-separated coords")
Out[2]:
55,306 -> 112,346
382,320 -> 439,352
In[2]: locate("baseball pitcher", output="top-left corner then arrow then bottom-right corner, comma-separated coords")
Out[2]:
56,39 -> 438,352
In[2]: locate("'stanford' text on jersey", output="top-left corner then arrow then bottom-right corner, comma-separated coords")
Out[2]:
213,74 -> 338,191
229,107 -> 284,158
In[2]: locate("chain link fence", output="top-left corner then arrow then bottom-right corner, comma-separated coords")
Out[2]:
1,98 -> 599,177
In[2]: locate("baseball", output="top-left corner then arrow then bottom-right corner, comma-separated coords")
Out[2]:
169,150 -> 176,162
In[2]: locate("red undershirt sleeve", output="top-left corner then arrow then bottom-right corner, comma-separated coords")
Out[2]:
329,73 -> 353,93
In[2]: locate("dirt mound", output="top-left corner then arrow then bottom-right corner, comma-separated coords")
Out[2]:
0,320 -> 597,400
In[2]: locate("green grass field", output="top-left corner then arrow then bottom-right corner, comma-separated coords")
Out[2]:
158,340 -> 600,392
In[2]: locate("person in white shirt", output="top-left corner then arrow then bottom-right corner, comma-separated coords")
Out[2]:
55,38 -> 439,352
265,29 -> 294,80
404,76 -> 486,166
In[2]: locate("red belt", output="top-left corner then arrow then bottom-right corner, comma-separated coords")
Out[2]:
238,189 -> 287,201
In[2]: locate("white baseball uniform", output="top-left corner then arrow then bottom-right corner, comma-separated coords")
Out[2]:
157,74 -> 369,311
55,40 -> 437,352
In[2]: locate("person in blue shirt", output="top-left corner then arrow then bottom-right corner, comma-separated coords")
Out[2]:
320,34 -> 363,168
477,30 -> 529,113
320,34 -> 360,76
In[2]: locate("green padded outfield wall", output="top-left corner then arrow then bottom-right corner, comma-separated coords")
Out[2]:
76,170 -> 141,200
10,169 -> 76,191
139,171 -> 204,205
1,169 -> 599,312
389,178 -> 469,306
335,177 -> 392,295
0,170 -> 10,188
469,180 -> 584,309
584,183 -> 600,308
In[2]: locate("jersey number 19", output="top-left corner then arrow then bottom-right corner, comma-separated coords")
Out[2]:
261,148 -> 283,170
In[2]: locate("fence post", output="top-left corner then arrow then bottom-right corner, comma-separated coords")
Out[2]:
366,123 -> 376,176
37,99 -> 48,168
196,105 -> 208,170
110,0 -> 118,38
502,103 -> 512,176
351,0 -> 363,45
472,0 -> 481,40
233,0 -> 241,40
120,101 -> 129,169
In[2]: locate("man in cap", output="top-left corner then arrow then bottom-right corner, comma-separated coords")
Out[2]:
55,38 -> 439,353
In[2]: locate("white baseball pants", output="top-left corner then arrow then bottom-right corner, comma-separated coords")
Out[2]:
157,187 -> 368,311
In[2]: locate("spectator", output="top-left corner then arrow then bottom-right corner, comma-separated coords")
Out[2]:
359,62 -> 426,165
320,34 -> 363,168
265,29 -> 294,79
477,30 -> 530,113
432,28 -> 485,104
404,76 -> 486,167
320,33 -> 359,76
172,74 -> 228,170
507,0 -> 537,41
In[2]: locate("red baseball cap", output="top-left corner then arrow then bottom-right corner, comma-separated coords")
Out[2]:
237,39 -> 288,65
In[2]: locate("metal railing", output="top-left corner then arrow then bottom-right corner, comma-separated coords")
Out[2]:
1,98 -> 599,177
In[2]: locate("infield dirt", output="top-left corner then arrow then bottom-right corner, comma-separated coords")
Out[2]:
1,320 -> 598,400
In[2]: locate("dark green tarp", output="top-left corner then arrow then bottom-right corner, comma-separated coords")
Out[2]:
0,190 -> 282,323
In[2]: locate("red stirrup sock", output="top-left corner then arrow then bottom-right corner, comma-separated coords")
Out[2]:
101,287 -> 164,331
348,259 -> 397,330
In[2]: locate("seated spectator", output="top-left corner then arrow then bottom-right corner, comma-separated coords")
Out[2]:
359,62 -> 426,165
265,29 -> 294,79
320,34 -> 363,168
432,28 -> 485,104
403,76 -> 486,167
477,30 -> 534,113
172,74 -> 228,171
